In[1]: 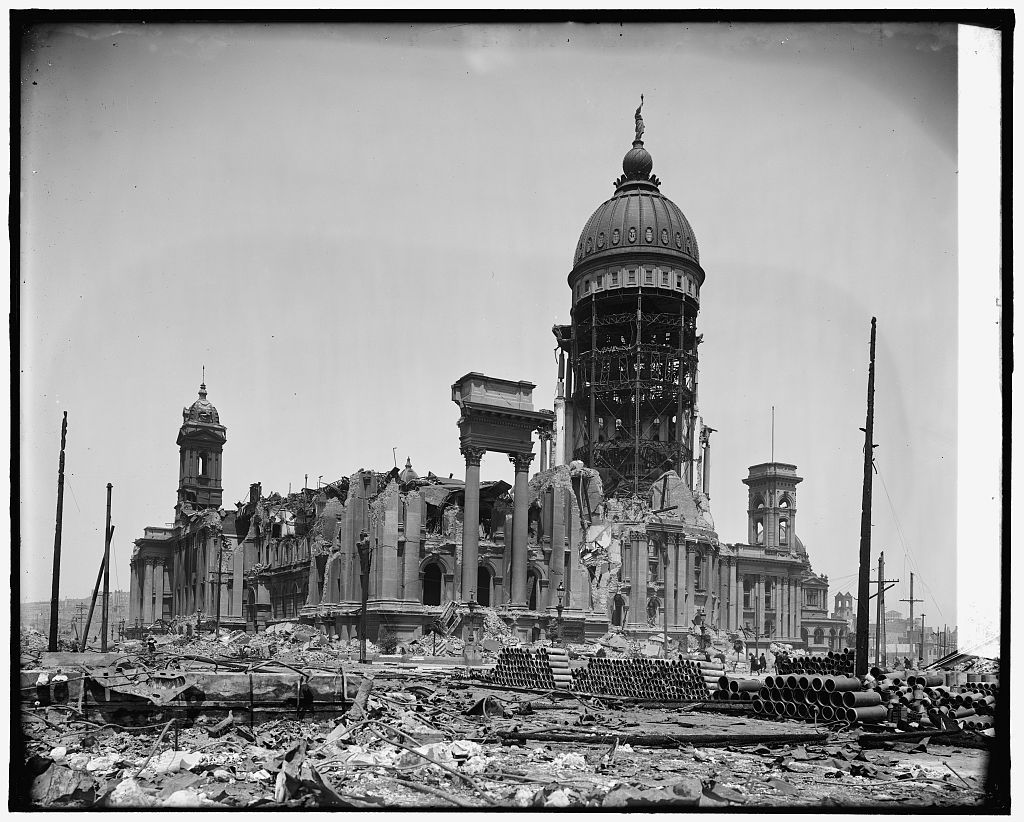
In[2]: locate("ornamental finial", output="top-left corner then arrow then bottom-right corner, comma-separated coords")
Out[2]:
634,94 -> 645,143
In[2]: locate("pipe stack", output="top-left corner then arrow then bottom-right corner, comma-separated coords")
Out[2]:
570,657 -> 713,700
489,647 -> 560,690
776,649 -> 855,677
865,668 -> 999,733
748,673 -> 886,724
542,646 -> 573,690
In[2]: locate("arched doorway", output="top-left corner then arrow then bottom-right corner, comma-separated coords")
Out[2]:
526,569 -> 539,610
246,586 -> 258,629
611,594 -> 625,627
422,564 -> 442,606
477,565 -> 492,607
813,627 -> 824,646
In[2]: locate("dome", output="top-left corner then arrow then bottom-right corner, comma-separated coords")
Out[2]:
399,457 -> 419,485
573,187 -> 700,268
183,383 -> 220,424
572,104 -> 700,270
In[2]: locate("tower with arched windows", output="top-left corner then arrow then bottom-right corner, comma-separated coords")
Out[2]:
743,462 -> 802,552
175,382 -> 227,524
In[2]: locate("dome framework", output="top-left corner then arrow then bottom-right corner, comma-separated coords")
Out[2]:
555,106 -> 703,497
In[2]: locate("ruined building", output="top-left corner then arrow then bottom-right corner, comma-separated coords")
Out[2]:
131,108 -> 844,651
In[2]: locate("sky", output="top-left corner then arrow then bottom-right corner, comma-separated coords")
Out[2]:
19,21 -> 967,632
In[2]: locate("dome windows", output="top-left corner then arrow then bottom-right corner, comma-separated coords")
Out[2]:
661,228 -> 669,245
612,228 -> 620,245
597,232 -> 605,248
628,227 -> 638,243
645,226 -> 654,243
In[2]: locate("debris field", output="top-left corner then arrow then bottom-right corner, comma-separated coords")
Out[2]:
17,628 -> 996,809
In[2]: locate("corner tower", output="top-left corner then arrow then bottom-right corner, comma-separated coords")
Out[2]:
175,381 -> 226,523
742,462 -> 802,551
554,101 -> 704,497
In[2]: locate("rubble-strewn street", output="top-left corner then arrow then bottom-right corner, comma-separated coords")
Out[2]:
17,626 -> 996,809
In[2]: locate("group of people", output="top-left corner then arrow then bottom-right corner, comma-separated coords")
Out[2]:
34,669 -> 70,707
748,652 -> 769,673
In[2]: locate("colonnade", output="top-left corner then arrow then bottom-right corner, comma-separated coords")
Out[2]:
460,445 -> 535,607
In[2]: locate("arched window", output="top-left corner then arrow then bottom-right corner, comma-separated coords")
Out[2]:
779,496 -> 790,509
422,564 -> 442,607
199,452 -> 209,477
476,565 -> 492,607
526,569 -> 540,611
743,578 -> 754,610
754,497 -> 765,510
779,518 -> 789,545
611,594 -> 626,627
813,627 -> 825,645
754,519 -> 764,545
764,578 -> 774,610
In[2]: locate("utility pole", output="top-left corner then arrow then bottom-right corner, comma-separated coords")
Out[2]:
871,552 -> 899,667
101,484 -> 113,652
357,531 -> 372,664
855,317 -> 877,678
48,411 -> 68,652
920,614 -> 927,666
900,572 -> 923,664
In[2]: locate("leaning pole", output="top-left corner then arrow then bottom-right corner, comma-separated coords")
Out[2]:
855,318 -> 877,678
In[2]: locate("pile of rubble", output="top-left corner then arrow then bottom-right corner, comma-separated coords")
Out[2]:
20,659 -> 995,809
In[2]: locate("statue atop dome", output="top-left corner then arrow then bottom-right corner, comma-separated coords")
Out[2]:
634,94 -> 645,143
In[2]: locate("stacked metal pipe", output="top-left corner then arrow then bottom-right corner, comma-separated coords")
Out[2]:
542,646 -> 572,690
747,673 -> 888,724
570,657 -> 713,700
866,669 -> 999,732
488,647 -> 559,690
776,649 -> 855,676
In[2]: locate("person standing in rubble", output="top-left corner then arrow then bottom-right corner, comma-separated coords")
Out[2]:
34,671 -> 51,707
51,669 -> 69,704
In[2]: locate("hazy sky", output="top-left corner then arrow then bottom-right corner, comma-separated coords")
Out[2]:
20,22 -> 962,628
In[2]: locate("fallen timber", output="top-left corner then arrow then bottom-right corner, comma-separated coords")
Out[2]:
22,663 -> 357,722
495,728 -> 829,748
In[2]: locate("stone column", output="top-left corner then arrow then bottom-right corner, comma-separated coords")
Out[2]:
129,563 -> 139,624
795,579 -> 804,642
549,488 -> 566,601
232,547 -> 244,619
403,492 -> 422,602
727,559 -> 736,631
142,559 -> 154,623
154,561 -> 165,623
460,446 -> 485,603
627,532 -> 643,624
755,574 -> 765,644
683,543 -> 694,628
509,451 -> 535,606
661,534 -> 675,633
380,499 -> 400,600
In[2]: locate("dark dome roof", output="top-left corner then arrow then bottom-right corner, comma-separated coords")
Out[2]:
574,186 -> 700,268
399,457 -> 419,485
572,108 -> 700,270
183,383 -> 220,424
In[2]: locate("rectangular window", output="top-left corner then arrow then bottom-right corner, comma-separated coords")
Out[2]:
584,280 -> 590,293
611,271 -> 619,286
627,269 -> 636,285
649,559 -> 660,581
661,271 -> 669,287
593,274 -> 602,290
676,273 -> 683,289
645,268 -> 654,285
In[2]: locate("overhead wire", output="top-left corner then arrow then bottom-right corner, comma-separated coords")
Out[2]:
874,461 -> 945,622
